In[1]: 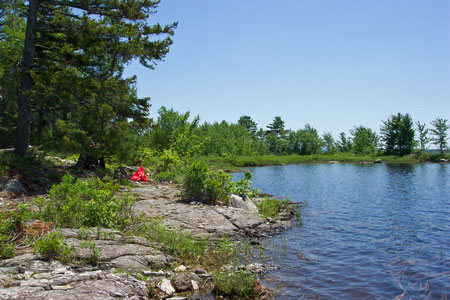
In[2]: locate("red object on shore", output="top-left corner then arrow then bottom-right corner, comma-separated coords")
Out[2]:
131,166 -> 148,182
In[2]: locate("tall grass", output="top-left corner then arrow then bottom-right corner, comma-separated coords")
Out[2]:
131,220 -> 238,268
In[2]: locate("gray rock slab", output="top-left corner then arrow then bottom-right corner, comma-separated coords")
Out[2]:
2,179 -> 27,194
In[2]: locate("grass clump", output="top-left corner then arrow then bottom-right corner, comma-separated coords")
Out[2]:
212,269 -> 258,300
132,220 -> 237,268
257,197 -> 291,219
0,205 -> 33,259
36,174 -> 134,229
80,240 -> 101,265
35,231 -> 75,262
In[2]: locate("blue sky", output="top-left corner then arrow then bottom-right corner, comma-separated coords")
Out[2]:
124,0 -> 450,137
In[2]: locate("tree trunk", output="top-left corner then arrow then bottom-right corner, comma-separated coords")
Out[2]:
15,0 -> 38,157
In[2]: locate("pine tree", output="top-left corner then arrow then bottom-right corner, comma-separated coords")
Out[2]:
415,121 -> 430,152
14,0 -> 177,161
380,113 -> 415,156
237,115 -> 258,137
430,117 -> 449,156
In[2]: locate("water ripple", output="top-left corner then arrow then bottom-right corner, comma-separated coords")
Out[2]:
235,163 -> 450,299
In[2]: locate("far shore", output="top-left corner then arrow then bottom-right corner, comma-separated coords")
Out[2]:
205,153 -> 449,171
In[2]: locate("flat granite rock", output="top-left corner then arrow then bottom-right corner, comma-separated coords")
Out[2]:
133,183 -> 294,240
1,273 -> 148,300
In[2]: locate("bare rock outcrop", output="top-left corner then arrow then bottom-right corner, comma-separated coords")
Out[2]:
132,183 -> 296,240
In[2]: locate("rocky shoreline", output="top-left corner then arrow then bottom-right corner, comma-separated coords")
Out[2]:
0,181 -> 299,300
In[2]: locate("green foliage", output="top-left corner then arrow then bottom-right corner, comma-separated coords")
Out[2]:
0,151 -> 54,177
415,121 -> 430,152
12,0 -> 177,157
197,121 -> 268,156
380,113 -> 415,156
35,231 -> 75,262
212,270 -> 258,300
182,161 -> 258,204
229,170 -> 259,198
337,132 -> 352,152
266,116 -> 287,139
257,197 -> 291,219
0,0 -> 25,147
80,240 -> 101,265
132,220 -> 236,267
237,115 -> 258,137
430,117 -> 450,156
322,131 -> 337,154
0,204 -> 32,258
182,161 -> 231,204
298,124 -> 324,155
150,107 -> 200,155
182,160 -> 209,201
37,174 -> 134,229
350,126 -> 380,155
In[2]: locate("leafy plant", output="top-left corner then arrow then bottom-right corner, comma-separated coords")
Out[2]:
35,231 -> 75,262
229,170 -> 259,198
37,174 -> 134,229
0,204 -> 33,258
212,269 -> 258,300
182,161 -> 258,205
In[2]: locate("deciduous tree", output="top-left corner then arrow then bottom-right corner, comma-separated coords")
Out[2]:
350,126 -> 379,155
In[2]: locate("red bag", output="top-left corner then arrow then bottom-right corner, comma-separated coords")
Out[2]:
131,166 -> 148,182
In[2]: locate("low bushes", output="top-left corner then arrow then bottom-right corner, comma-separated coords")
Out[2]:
36,174 -> 134,229
182,161 -> 258,204
35,231 -> 75,262
0,205 -> 32,259
212,269 -> 258,300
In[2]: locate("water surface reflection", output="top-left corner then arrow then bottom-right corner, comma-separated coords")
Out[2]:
235,163 -> 450,299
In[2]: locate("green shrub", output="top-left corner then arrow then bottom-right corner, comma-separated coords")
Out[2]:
182,160 -> 209,201
35,231 -> 75,261
37,174 -> 134,229
229,170 -> 259,198
183,161 -> 258,205
212,270 -> 258,300
0,205 -> 33,258
0,235 -> 16,259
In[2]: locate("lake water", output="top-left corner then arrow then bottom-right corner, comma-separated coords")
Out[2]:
234,163 -> 450,299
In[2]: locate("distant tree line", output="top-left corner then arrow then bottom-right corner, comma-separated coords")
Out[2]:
231,113 -> 449,157
1,1 -> 449,167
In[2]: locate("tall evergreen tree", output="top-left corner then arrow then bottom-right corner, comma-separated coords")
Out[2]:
430,117 -> 449,156
237,115 -> 258,137
0,0 -> 25,147
380,113 -> 415,156
415,121 -> 430,152
266,116 -> 286,139
13,0 -> 177,160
